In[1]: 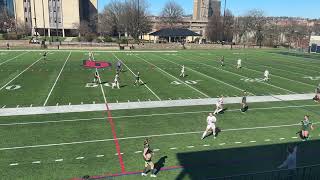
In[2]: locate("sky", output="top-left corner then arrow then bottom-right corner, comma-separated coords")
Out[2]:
98,0 -> 320,19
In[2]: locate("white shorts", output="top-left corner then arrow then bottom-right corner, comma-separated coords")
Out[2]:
206,124 -> 215,131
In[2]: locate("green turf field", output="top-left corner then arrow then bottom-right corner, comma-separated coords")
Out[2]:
0,49 -> 319,180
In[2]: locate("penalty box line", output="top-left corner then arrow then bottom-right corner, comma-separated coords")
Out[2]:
95,67 -> 126,173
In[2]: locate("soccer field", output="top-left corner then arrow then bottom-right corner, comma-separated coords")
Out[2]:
0,49 -> 319,179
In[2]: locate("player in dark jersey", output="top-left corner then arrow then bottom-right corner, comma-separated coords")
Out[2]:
300,115 -> 314,141
93,71 -> 99,84
116,60 -> 122,73
141,139 -> 157,177
220,56 -> 225,67
241,91 -> 248,113
43,51 -> 48,60
134,72 -> 143,86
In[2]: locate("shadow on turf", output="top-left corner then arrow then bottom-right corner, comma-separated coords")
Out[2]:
155,156 -> 168,175
175,139 -> 320,180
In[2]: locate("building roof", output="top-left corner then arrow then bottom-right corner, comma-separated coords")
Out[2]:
149,28 -> 201,37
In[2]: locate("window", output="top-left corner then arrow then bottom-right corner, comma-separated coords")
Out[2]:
24,7 -> 27,12
25,18 -> 28,22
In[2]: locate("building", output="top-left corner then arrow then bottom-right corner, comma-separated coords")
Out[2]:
0,0 -> 14,17
310,35 -> 320,53
193,0 -> 221,20
13,0 -> 97,37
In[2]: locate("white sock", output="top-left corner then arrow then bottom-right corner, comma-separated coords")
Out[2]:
202,131 -> 207,139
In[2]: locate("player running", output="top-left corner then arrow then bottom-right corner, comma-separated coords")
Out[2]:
180,65 -> 185,77
201,113 -> 217,140
214,96 -> 224,115
141,139 -> 157,177
313,83 -> 320,102
89,51 -> 94,61
237,59 -> 242,69
300,115 -> 314,141
116,60 -> 122,73
263,69 -> 270,81
112,73 -> 120,89
241,91 -> 249,113
220,56 -> 225,67
134,72 -> 143,86
93,71 -> 100,84
43,51 -> 48,60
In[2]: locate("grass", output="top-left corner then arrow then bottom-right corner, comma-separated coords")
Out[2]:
0,49 -> 319,179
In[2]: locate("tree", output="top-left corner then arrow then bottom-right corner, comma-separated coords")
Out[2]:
0,7 -> 15,33
160,1 -> 184,28
99,0 -> 151,41
223,9 -> 235,42
244,9 -> 267,48
206,13 -> 223,42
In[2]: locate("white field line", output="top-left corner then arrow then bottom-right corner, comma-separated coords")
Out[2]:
0,52 -> 29,66
112,53 -> 161,101
135,55 -> 210,98
0,57 -> 43,91
1,121 -> 319,151
156,54 -> 249,94
43,52 -> 72,106
239,58 -> 317,78
195,53 -> 315,87
180,54 -> 293,95
0,104 -> 319,126
96,70 -> 107,103
192,54 -> 297,94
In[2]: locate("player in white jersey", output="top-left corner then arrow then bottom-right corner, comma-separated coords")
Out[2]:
180,65 -> 185,77
214,96 -> 224,115
112,73 -> 120,89
201,113 -> 217,140
89,51 -> 94,61
263,70 -> 270,81
237,59 -> 242,69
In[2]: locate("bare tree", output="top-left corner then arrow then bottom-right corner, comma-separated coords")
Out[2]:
223,9 -> 234,42
100,0 -> 151,41
0,7 -> 15,33
206,13 -> 223,42
160,1 -> 184,28
244,9 -> 267,48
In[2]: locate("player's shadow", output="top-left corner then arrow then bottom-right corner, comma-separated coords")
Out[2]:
175,140 -> 320,180
202,127 -> 222,140
154,156 -> 168,175
217,108 -> 228,114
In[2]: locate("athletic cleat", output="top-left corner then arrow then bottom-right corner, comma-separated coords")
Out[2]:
150,174 -> 157,178
141,173 -> 147,176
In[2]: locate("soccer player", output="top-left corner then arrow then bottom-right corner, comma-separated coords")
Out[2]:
220,56 -> 225,67
313,83 -> 320,102
6,43 -> 10,50
201,113 -> 217,140
134,72 -> 143,86
300,115 -> 314,141
141,139 -> 157,177
241,91 -> 249,113
93,71 -> 99,84
237,59 -> 242,69
89,51 -> 94,61
112,73 -> 120,89
43,51 -> 48,60
116,60 -> 122,73
263,69 -> 270,81
278,145 -> 297,174
180,65 -> 185,77
214,96 -> 224,115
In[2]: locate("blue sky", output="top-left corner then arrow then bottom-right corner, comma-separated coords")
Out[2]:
98,0 -> 320,19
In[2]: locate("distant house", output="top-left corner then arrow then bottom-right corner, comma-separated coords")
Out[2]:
309,35 -> 320,53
